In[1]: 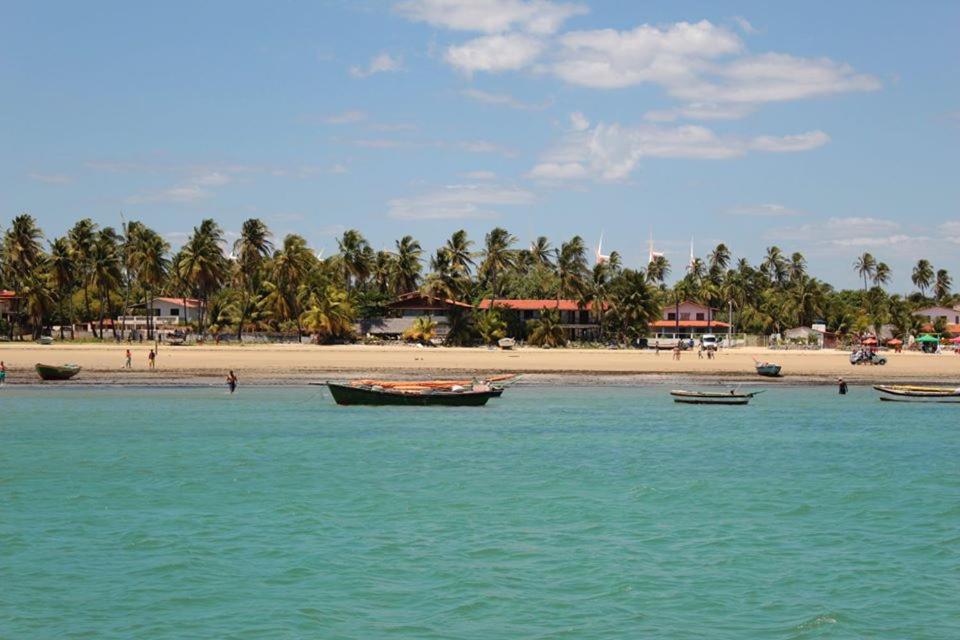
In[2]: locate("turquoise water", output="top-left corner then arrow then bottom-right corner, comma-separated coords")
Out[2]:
1,385 -> 958,639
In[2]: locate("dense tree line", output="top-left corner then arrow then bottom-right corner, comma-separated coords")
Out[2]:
0,214 -> 955,344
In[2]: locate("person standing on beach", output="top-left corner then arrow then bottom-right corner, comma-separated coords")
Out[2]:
148,349 -> 156,370
837,377 -> 848,395
125,349 -> 132,369
0,361 -> 6,386
226,370 -> 238,394
654,339 -> 660,355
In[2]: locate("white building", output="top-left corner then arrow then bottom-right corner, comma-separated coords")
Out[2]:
117,296 -> 202,331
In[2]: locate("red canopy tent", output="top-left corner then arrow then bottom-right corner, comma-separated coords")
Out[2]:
861,336 -> 878,345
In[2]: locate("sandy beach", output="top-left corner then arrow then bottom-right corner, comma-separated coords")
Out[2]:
2,342 -> 959,385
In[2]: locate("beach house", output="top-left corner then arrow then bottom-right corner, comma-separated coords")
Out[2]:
478,299 -> 602,340
356,292 -> 472,339
117,296 -> 202,333
651,300 -> 730,341
0,290 -> 18,326
913,305 -> 960,335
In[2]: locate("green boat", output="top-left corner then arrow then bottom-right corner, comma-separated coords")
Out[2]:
35,363 -> 82,381
326,382 -> 503,406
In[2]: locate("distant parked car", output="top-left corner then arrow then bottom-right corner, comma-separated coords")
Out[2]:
701,334 -> 718,350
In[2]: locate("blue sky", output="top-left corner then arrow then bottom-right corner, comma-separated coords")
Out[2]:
2,0 -> 958,289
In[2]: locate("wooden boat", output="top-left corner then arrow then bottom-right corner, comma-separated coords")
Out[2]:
873,384 -> 960,403
35,363 -> 81,381
755,362 -> 782,377
498,338 -> 516,350
670,389 -> 760,405
344,374 -> 516,389
326,382 -> 503,406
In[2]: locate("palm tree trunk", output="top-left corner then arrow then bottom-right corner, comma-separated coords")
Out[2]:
98,290 -> 105,339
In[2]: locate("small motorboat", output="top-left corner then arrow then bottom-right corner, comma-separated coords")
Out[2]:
498,337 -> 516,350
35,363 -> 81,381
755,361 -> 782,377
670,389 -> 761,405
873,384 -> 960,403
326,381 -> 504,406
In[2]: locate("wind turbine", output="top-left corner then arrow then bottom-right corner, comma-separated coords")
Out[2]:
595,231 -> 610,265
647,230 -> 664,264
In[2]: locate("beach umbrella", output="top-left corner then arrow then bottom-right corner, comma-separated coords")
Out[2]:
886,338 -> 902,345
949,336 -> 960,344
861,336 -> 878,345
916,334 -> 940,343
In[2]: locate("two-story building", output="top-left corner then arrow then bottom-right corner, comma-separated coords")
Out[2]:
118,297 -> 202,333
478,299 -> 601,340
651,300 -> 730,340
913,305 -> 960,334
356,292 -> 473,339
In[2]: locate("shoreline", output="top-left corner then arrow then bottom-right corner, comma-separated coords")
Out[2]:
1,342 -> 958,386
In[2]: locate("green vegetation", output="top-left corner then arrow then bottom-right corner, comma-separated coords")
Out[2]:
1,215 -> 956,343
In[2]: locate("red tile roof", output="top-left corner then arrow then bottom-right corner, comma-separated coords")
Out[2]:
391,292 -> 473,309
153,297 -> 201,308
479,299 -> 596,312
0,290 -> 17,299
651,319 -> 731,329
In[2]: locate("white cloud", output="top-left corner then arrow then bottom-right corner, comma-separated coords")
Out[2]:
191,171 -> 232,186
569,111 -> 590,131
127,184 -> 211,205
726,203 -> 801,217
553,20 -> 743,89
396,0 -> 587,35
350,53 -> 404,78
323,110 -> 367,125
940,221 -> 960,243
732,16 -> 758,34
28,173 -> 73,184
529,120 -> 831,182
461,88 -> 551,110
749,130 -> 830,152
388,183 -> 534,220
445,33 -> 544,73
349,136 -> 516,156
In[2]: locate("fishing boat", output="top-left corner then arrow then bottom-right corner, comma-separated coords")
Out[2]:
326,381 -> 504,406
873,384 -> 960,403
497,337 -> 516,350
35,363 -> 81,381
755,362 -> 782,377
670,389 -> 760,405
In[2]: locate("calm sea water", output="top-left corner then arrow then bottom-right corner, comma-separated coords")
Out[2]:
1,384 -> 958,639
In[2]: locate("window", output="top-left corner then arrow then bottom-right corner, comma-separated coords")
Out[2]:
695,313 -> 705,321
152,308 -> 161,317
169,308 -> 179,317
667,312 -> 676,320
680,313 -> 690,321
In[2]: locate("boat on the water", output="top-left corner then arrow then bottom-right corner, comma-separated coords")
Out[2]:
35,363 -> 81,381
873,384 -> 960,403
670,389 -> 760,405
326,381 -> 504,406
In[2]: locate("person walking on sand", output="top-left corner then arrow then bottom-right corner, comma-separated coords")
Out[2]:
125,349 -> 132,369
148,349 -> 156,370
226,370 -> 238,394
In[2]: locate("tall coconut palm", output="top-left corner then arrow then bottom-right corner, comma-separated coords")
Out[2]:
581,262 -> 610,339
479,227 -> 517,308
911,259 -> 933,298
529,236 -> 556,269
761,246 -> 788,286
556,236 -> 587,302
422,249 -> 463,301
232,218 -> 273,340
2,215 -> 46,338
177,219 -> 229,334
873,262 -> 891,289
609,269 -> 661,343
789,252 -> 807,282
89,228 -> 122,338
136,231 -> 170,339
444,229 -> 475,277
392,235 -> 422,295
269,234 -> 315,340
646,255 -> 670,285
934,269 -> 952,302
853,252 -> 876,291
337,229 -> 373,291
67,218 -> 98,324
48,237 -> 75,339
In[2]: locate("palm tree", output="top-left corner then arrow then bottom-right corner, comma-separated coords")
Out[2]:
646,255 -> 670,285
269,234 -> 315,340
67,218 -> 98,324
556,236 -> 587,302
444,229 -> 475,277
301,287 -> 355,343
337,229 -> 373,291
853,252 -> 876,291
761,246 -> 788,286
392,235 -> 422,294
934,269 -> 952,302
48,237 -> 75,339
529,236 -> 556,269
2,214 -> 45,337
527,307 -> 566,347
422,249 -> 463,301
609,269 -> 661,344
136,230 -> 170,339
873,262 -> 891,289
402,315 -> 436,344
912,259 -> 933,297
177,219 -> 229,334
232,218 -> 273,340
90,228 -> 122,339
789,252 -> 807,282
581,263 -> 610,340
475,309 -> 507,345
479,227 -> 517,308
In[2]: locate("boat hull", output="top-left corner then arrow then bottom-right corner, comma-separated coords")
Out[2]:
673,397 -> 750,405
756,365 -> 782,377
35,363 -> 81,381
874,385 -> 960,403
326,383 -> 502,406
